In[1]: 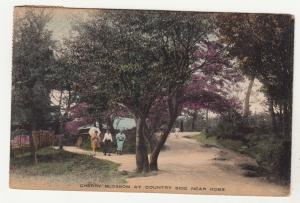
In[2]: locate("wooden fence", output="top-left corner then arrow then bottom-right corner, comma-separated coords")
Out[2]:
11,130 -> 57,163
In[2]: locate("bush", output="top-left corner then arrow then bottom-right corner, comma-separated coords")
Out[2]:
193,132 -> 218,146
218,139 -> 245,152
253,139 -> 291,182
197,122 -> 291,184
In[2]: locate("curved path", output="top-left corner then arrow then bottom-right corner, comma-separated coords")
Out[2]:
64,132 -> 289,196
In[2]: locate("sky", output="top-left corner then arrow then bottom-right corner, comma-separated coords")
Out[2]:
15,6 -> 268,114
46,7 -> 93,42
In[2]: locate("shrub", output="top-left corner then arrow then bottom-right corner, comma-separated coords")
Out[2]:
197,114 -> 291,184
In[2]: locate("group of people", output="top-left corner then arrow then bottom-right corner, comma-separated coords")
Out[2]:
88,127 -> 126,156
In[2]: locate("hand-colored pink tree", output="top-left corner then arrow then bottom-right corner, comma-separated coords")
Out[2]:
148,41 -> 244,170
64,103 -> 93,135
64,102 -> 132,136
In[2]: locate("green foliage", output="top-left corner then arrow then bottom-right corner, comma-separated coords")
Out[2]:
193,132 -> 218,146
12,9 -> 56,130
195,114 -> 291,183
249,138 -> 291,181
81,137 -> 92,150
68,10 -> 213,116
205,110 -> 249,140
10,147 -> 126,183
11,8 -> 293,178
216,14 -> 294,138
218,139 -> 245,152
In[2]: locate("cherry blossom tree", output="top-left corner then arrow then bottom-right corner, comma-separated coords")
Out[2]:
148,41 -> 244,170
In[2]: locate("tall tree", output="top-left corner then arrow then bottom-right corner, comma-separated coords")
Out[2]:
146,40 -> 243,170
215,14 -> 260,120
216,14 -> 294,180
216,13 -> 294,137
12,8 -> 55,131
67,10 -> 213,172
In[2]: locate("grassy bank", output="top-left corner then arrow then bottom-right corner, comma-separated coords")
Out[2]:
193,132 -> 251,154
193,132 -> 282,159
10,147 -> 126,184
193,132 -> 290,184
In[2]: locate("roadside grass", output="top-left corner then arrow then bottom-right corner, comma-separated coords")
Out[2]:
193,132 -> 246,152
193,132 -> 218,147
193,131 -> 290,184
218,139 -> 245,153
10,147 -> 126,184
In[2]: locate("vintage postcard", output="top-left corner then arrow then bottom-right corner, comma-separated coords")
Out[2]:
10,6 -> 294,196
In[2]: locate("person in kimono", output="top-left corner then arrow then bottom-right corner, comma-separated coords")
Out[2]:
116,130 -> 126,155
89,127 -> 101,156
103,130 -> 113,156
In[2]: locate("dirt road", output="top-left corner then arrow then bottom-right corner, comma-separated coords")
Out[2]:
63,132 -> 289,196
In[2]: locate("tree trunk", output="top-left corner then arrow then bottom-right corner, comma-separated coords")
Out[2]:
135,117 -> 149,173
279,104 -> 283,131
107,117 -> 116,137
67,90 -> 72,109
191,111 -> 197,131
243,76 -> 255,118
97,115 -> 104,132
150,94 -> 179,171
30,122 -> 38,163
28,124 -> 36,161
143,125 -> 156,152
180,120 -> 184,132
58,90 -> 63,107
149,115 -> 177,171
268,99 -> 277,133
58,122 -> 64,149
205,109 -> 209,132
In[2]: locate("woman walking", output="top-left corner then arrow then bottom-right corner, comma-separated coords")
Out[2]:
116,130 -> 126,155
103,130 -> 113,156
88,127 -> 101,156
